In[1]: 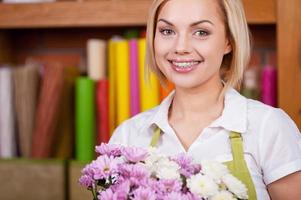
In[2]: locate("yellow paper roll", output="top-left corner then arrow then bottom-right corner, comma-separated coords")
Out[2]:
108,39 -> 117,135
138,38 -> 160,112
115,40 -> 130,126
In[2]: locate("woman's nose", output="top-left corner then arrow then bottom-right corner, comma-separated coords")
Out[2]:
174,34 -> 192,54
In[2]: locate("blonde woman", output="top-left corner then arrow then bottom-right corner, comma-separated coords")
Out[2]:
110,0 -> 301,199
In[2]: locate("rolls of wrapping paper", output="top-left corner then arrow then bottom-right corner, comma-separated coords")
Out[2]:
75,77 -> 96,161
108,39 -> 117,134
87,39 -> 106,81
261,65 -> 277,107
138,38 -> 160,112
160,81 -> 175,101
13,64 -> 40,157
53,67 -> 80,159
31,64 -> 64,158
115,39 -> 130,125
0,67 -> 17,158
96,79 -> 110,144
129,39 -> 140,116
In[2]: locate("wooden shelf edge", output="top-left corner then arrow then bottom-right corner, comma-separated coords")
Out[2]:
0,0 -> 276,29
243,0 -> 276,25
0,1 -> 152,29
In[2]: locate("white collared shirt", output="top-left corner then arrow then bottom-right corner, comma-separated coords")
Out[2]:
109,87 -> 301,199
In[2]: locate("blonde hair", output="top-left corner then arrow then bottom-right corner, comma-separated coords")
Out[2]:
145,0 -> 251,93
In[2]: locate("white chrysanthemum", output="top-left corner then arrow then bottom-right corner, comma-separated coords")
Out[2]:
201,160 -> 229,183
209,191 -> 236,200
145,147 -> 166,164
156,159 -> 181,180
144,148 -> 179,179
147,146 -> 157,154
187,174 -> 219,198
222,174 -> 248,199
144,157 -> 158,174
144,156 -> 163,174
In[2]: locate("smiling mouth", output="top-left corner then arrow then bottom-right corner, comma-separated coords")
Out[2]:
168,60 -> 202,68
167,59 -> 203,73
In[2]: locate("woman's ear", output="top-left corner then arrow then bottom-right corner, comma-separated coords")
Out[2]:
224,39 -> 232,55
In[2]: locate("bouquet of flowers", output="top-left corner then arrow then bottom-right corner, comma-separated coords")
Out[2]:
79,143 -> 248,200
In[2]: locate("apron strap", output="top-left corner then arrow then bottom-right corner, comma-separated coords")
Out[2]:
150,127 -> 161,147
229,132 -> 245,162
224,131 -> 257,200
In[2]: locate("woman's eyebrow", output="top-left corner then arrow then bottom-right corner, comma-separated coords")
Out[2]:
157,18 -> 214,27
191,20 -> 214,26
157,18 -> 174,26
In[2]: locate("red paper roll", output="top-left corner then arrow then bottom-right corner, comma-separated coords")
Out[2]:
96,79 -> 110,144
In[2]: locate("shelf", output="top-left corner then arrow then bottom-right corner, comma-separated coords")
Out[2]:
0,0 -> 276,29
242,0 -> 276,24
0,159 -> 66,200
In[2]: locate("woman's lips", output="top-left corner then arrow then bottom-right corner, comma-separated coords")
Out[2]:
169,60 -> 202,73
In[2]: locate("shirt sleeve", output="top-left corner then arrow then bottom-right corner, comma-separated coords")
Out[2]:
259,108 -> 301,185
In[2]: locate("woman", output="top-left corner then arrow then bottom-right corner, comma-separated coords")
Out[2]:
109,0 -> 301,199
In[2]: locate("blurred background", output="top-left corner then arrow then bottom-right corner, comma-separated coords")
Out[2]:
0,0 -> 300,199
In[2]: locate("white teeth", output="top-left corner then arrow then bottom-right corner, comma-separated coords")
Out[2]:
172,61 -> 199,68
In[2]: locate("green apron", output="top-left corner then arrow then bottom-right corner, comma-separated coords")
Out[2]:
150,128 -> 257,200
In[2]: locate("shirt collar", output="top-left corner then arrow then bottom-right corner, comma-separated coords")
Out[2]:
210,88 -> 247,133
147,87 -> 247,134
148,90 -> 175,133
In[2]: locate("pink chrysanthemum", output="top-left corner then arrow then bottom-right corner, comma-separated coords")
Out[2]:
122,146 -> 148,163
95,143 -> 123,157
171,153 -> 201,177
118,163 -> 150,186
132,187 -> 156,200
78,174 -> 94,188
98,188 -> 117,200
92,155 -> 118,180
156,179 -> 182,196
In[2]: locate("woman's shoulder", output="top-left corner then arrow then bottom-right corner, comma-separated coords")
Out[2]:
245,98 -> 300,136
246,98 -> 277,119
246,98 -> 288,123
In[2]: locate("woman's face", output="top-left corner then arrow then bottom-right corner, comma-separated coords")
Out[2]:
154,0 -> 231,90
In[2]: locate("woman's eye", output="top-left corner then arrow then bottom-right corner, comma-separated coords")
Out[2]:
195,30 -> 209,37
159,28 -> 174,36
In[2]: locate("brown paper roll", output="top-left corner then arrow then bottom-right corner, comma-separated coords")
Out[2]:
13,64 -> 40,157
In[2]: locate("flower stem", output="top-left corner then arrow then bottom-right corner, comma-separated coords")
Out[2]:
92,188 -> 97,200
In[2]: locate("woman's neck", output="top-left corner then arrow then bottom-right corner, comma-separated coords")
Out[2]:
170,81 -> 224,120
167,80 -> 225,151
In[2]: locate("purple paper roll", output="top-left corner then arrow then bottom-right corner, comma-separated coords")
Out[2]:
129,39 -> 140,116
261,65 -> 277,107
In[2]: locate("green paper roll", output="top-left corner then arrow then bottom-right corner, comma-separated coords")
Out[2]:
75,77 -> 96,162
